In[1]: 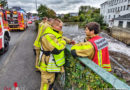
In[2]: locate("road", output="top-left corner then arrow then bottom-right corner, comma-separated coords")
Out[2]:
0,23 -> 41,89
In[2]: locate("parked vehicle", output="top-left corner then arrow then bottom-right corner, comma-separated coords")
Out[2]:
6,7 -> 28,31
0,11 -> 10,54
27,20 -> 32,24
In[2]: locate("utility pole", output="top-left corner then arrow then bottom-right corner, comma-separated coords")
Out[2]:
6,0 -> 8,9
35,0 -> 37,12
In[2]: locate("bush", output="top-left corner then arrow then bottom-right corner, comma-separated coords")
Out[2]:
64,49 -> 113,89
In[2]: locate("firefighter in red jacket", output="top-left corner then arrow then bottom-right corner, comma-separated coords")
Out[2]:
71,22 -> 111,72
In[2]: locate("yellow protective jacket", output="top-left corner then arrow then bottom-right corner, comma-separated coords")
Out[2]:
38,27 -> 71,72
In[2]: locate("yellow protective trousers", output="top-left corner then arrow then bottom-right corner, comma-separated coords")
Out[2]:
40,71 -> 55,90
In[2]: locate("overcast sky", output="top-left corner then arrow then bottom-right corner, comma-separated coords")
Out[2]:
8,0 -> 107,14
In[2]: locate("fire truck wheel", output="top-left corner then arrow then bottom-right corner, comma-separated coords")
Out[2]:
4,35 -> 9,52
0,48 -> 4,55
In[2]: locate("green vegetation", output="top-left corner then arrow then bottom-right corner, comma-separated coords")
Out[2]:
35,4 -> 57,30
59,6 -> 107,30
37,4 -> 56,19
64,49 -> 113,89
0,0 -> 8,9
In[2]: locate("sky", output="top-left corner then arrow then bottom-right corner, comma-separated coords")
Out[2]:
8,0 -> 107,14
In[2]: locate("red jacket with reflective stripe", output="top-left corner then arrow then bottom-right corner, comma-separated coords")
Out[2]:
88,35 -> 111,72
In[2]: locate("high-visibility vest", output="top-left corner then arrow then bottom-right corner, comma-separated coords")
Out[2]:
88,35 -> 112,72
33,22 -> 45,48
39,49 -> 61,72
46,54 -> 61,72
39,27 -> 66,72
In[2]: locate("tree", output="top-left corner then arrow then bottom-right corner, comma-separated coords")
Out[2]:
79,6 -> 92,15
79,14 -> 85,22
64,14 -> 70,19
47,9 -> 56,18
71,16 -> 79,22
37,5 -> 48,18
0,0 -> 8,9
37,4 -> 56,19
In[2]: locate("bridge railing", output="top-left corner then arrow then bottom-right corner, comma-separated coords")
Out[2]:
60,44 -> 130,89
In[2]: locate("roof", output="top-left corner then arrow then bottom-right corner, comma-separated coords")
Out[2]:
114,13 -> 130,20
100,1 -> 108,6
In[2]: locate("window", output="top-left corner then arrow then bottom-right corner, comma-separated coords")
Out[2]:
118,7 -> 120,11
124,6 -> 125,10
127,22 -> 130,28
114,0 -> 116,4
109,15 -> 111,19
126,5 -> 129,10
115,0 -> 117,4
114,15 -> 115,18
121,6 -> 122,11
117,0 -> 119,3
127,5 -> 130,10
118,21 -> 123,27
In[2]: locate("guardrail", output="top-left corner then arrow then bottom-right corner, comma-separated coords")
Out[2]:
65,44 -> 130,89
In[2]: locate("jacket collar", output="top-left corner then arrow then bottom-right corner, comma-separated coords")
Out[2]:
86,34 -> 98,41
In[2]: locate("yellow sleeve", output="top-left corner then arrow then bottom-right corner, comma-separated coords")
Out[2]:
41,34 -> 66,53
62,36 -> 72,44
71,42 -> 94,59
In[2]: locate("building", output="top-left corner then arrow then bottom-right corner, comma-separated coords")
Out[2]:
114,13 -> 130,28
69,13 -> 78,17
56,14 -> 64,18
100,0 -> 130,27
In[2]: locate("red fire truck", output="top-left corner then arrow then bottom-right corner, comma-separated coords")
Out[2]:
6,7 -> 28,31
0,9 -> 10,54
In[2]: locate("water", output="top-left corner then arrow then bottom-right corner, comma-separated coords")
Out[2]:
63,23 -> 85,43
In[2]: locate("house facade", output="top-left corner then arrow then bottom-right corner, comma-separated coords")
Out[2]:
100,0 -> 130,28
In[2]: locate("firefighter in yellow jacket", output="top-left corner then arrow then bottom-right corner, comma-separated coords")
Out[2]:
71,22 -> 111,72
38,19 -> 72,90
34,18 -> 54,69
